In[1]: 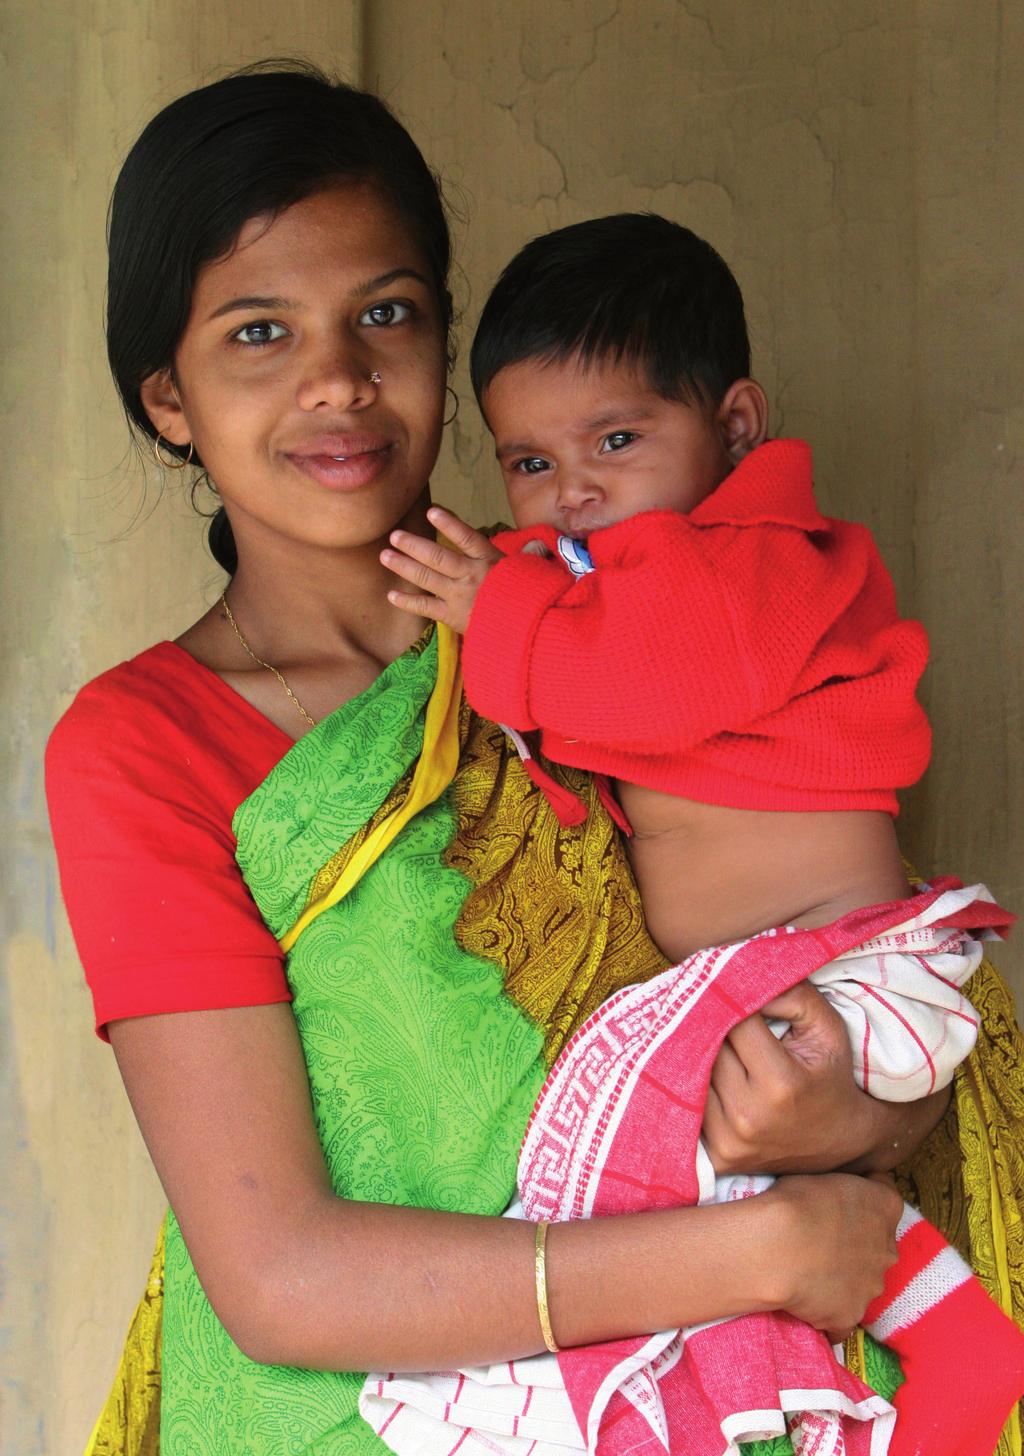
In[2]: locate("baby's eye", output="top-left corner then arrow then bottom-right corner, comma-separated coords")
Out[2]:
513,456 -> 552,476
359,301 -> 412,327
232,320 -> 288,347
600,431 -> 637,452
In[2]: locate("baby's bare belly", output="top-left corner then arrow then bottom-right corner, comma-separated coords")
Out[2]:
617,782 -> 910,964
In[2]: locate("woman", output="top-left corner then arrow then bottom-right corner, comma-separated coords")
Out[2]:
46,63 -> 1023,1456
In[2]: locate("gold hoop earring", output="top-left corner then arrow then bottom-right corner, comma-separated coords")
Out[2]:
153,434 -> 194,470
443,385 -> 459,427
188,470 -> 218,512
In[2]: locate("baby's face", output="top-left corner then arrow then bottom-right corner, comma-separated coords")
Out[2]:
482,353 -> 734,539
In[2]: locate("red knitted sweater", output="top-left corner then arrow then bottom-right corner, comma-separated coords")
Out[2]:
462,439 -> 931,814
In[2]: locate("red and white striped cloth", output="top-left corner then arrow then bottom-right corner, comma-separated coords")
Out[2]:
360,882 -> 1020,1456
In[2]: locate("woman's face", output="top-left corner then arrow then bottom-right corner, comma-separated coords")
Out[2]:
144,182 -> 447,556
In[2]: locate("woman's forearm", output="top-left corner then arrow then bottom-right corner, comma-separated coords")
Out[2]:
111,1003 -> 902,1374
233,1171 -> 904,1370
237,1194 -> 784,1369
114,1005 -> 780,1369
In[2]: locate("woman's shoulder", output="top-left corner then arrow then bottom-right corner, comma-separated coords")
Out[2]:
51,641 -> 188,739
46,639 -> 286,816
51,637 -> 225,730
47,643 -> 181,784
45,643 -> 292,1037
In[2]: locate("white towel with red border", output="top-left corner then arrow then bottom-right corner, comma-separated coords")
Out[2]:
361,882 -> 1022,1455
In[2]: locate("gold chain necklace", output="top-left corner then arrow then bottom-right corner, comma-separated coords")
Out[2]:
219,592 -> 317,728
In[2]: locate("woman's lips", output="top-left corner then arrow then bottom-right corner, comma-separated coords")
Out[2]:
287,436 -> 395,491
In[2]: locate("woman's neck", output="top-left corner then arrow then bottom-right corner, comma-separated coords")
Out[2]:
227,542 -> 423,669
177,505 -> 435,735
223,488 -> 434,670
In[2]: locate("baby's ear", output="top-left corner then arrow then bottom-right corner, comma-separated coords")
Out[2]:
717,379 -> 769,463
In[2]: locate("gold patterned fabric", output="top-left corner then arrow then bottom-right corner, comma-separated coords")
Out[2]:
448,700 -> 666,1064
265,695 -> 664,1066
84,1223 -> 163,1456
896,953 -> 1024,1455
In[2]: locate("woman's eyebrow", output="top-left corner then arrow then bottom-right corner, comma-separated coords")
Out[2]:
205,271 -> 429,322
353,267 -> 431,297
207,294 -> 296,321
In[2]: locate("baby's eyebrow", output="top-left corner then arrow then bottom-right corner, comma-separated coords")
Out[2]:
495,406 -> 658,459
495,440 -> 540,459
580,407 -> 656,431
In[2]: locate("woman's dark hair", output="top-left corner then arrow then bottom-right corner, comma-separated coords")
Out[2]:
106,60 -> 453,573
470,213 -> 749,415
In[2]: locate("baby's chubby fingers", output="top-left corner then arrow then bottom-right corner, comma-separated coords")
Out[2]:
385,588 -> 449,625
379,548 -> 452,606
426,505 -> 503,564
382,529 -> 466,584
381,508 -> 500,634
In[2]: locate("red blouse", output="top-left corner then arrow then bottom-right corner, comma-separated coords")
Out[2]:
45,642 -> 294,1038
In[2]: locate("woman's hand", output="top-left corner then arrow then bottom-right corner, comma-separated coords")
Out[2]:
382,505 -> 501,634
703,981 -> 951,1176
760,1172 -> 903,1338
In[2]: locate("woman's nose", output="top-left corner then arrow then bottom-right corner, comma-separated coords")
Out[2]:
296,336 -> 376,413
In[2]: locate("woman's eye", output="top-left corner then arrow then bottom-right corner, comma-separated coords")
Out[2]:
600,431 -> 636,452
360,301 -> 412,327
514,457 -> 551,476
232,320 -> 288,347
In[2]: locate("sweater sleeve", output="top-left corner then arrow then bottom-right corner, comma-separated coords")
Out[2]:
462,509 -> 872,752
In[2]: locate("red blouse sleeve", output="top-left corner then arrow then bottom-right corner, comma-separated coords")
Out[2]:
45,647 -> 292,1039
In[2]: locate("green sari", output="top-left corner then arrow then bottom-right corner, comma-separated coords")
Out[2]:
161,625 -> 666,1451
88,626 -> 1022,1455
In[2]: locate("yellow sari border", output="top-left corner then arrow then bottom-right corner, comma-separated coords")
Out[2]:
278,624 -> 463,954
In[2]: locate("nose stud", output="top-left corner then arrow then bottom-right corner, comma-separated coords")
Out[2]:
368,371 -> 382,385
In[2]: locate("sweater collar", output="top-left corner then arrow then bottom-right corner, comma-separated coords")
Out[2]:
687,438 -> 827,532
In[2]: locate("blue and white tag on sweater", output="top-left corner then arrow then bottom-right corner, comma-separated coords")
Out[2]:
556,535 -> 594,579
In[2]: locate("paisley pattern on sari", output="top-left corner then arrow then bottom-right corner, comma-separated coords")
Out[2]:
84,630 -> 1023,1456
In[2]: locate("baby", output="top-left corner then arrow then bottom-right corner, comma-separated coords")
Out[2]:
371,215 -> 1022,1455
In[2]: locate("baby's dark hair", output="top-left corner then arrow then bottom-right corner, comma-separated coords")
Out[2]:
107,60 -> 453,573
470,213 -> 749,414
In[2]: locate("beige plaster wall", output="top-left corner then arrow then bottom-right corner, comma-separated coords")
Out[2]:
2,2 -> 1020,1449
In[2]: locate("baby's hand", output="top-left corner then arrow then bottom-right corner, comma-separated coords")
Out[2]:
382,506 -> 502,635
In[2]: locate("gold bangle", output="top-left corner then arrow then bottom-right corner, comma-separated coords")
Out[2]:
534,1219 -> 560,1353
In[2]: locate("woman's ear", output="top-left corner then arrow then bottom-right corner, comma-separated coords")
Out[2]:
716,379 -> 769,464
139,368 -> 191,447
